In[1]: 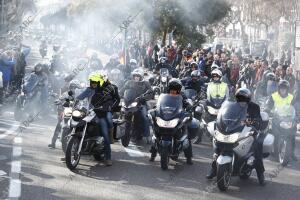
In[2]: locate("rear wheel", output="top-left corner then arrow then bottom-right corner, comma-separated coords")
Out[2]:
217,164 -> 231,191
65,136 -> 81,170
239,170 -> 252,180
160,146 -> 170,170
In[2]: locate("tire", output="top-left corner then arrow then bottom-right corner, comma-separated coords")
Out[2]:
61,129 -> 71,153
160,146 -> 169,170
279,138 -> 292,166
217,164 -> 231,191
121,123 -> 131,147
65,136 -> 81,170
184,140 -> 193,159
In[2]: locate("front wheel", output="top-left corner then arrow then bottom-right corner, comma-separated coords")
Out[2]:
217,164 -> 231,191
160,146 -> 169,170
121,122 -> 131,147
65,136 -> 81,170
61,128 -> 71,153
278,138 -> 292,166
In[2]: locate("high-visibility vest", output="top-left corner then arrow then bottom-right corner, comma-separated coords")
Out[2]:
208,82 -> 227,98
271,92 -> 293,109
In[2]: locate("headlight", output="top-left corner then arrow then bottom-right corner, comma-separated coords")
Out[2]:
161,77 -> 167,82
130,102 -> 138,108
72,110 -> 82,118
64,107 -> 72,117
156,117 -> 179,128
207,106 -> 219,115
280,122 -> 293,129
215,131 -> 239,143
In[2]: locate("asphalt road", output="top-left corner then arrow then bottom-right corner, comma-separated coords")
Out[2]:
0,39 -> 300,200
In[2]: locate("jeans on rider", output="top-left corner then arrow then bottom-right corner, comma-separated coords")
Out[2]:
94,113 -> 112,160
138,105 -> 150,137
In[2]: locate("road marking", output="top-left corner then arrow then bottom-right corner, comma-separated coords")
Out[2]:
9,179 -> 21,198
11,161 -> 21,174
13,147 -> 22,157
14,137 -> 22,144
124,144 -> 145,157
0,170 -> 7,176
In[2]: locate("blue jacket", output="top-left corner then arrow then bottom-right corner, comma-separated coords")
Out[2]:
0,57 -> 16,84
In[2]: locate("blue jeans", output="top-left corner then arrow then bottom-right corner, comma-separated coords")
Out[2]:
94,113 -> 112,160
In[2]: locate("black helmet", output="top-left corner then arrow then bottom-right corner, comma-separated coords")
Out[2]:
235,88 -> 251,103
34,63 -> 43,73
266,72 -> 276,81
278,80 -> 290,90
168,78 -> 182,94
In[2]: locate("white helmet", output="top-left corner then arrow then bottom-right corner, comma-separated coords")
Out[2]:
130,59 -> 137,65
211,69 -> 222,78
211,63 -> 220,71
131,68 -> 144,81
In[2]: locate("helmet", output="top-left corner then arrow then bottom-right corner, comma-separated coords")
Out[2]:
131,68 -> 144,81
34,63 -> 43,73
129,59 -> 137,65
91,52 -> 98,60
159,57 -> 167,64
110,69 -> 121,80
191,70 -> 201,79
211,69 -> 222,78
69,80 -> 81,90
211,63 -> 220,71
53,44 -> 60,52
235,88 -> 252,103
278,80 -> 290,90
168,78 -> 182,93
266,72 -> 276,81
88,72 -> 105,86
190,62 -> 198,69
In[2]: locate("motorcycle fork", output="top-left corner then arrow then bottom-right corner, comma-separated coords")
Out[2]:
77,122 -> 88,155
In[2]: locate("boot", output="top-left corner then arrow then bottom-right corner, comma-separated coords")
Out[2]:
206,161 -> 217,179
48,143 -> 55,149
186,157 -> 193,165
149,146 -> 157,162
257,171 -> 266,186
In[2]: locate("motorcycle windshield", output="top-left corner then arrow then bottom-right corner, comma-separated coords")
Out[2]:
274,105 -> 295,122
157,94 -> 183,120
208,96 -> 225,108
184,89 -> 197,100
123,89 -> 138,106
216,101 -> 247,134
160,68 -> 169,77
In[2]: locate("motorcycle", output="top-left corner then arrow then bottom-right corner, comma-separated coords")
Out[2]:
14,74 -> 44,121
65,105 -> 105,170
183,88 -> 204,143
148,93 -> 200,170
271,105 -> 296,166
201,95 -> 225,140
118,89 -> 151,147
158,68 -> 170,94
212,101 -> 273,191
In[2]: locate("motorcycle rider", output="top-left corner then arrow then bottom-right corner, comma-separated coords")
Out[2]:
76,72 -> 120,166
119,68 -> 153,142
149,78 -> 193,164
265,80 -> 298,161
155,57 -> 178,78
23,63 -> 49,113
89,53 -> 103,71
206,69 -> 229,104
254,72 -> 277,101
48,80 -> 82,149
207,88 -> 266,186
184,70 -> 206,94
